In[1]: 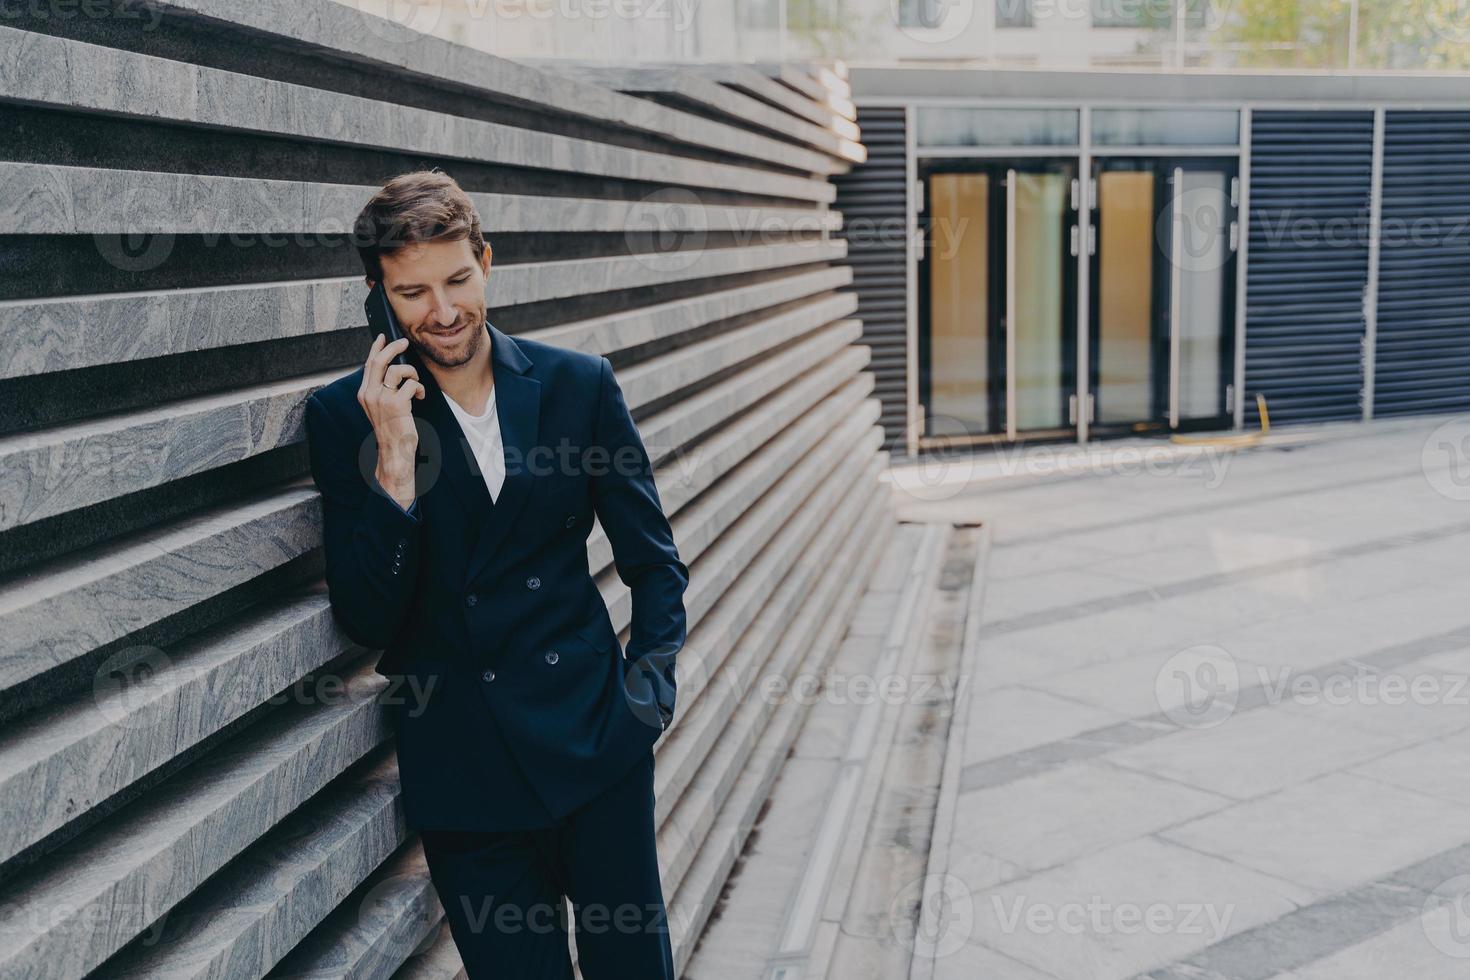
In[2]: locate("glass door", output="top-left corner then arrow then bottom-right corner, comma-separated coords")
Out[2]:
918,159 -> 1079,447
1088,157 -> 1238,435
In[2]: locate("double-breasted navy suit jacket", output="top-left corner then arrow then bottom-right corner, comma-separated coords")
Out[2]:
303,322 -> 689,831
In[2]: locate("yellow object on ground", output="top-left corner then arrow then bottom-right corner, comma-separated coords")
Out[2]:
1169,394 -> 1270,447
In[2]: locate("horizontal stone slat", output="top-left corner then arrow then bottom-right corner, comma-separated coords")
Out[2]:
0,162 -> 841,236
0,486 -> 320,692
0,655 -> 389,980
92,747 -> 405,980
0,369 -> 338,532
0,28 -> 835,203
522,265 -> 851,357
616,291 -> 858,408
0,588 -> 350,864
386,922 -> 464,980
686,64 -> 862,142
588,355 -> 872,639
264,841 -> 441,980
588,321 -> 864,620
0,263 -> 850,380
522,62 -> 863,165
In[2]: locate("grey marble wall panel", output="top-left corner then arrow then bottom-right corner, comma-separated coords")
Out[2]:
266,842 -> 441,980
0,30 -> 834,202
649,404 -> 882,828
148,0 -> 852,172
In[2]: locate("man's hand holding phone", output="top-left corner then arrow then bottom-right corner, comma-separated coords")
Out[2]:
358,333 -> 425,511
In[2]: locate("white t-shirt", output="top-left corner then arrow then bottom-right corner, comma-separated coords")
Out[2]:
443,387 -> 506,504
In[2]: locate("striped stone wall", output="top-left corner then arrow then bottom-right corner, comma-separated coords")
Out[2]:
0,5 -> 891,977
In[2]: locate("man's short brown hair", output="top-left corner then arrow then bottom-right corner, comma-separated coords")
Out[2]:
353,169 -> 487,283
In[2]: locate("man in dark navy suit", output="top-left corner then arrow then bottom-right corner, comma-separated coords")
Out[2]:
303,171 -> 688,978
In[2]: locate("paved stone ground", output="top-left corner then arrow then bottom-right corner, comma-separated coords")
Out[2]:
684,415 -> 1470,980
894,416 -> 1470,980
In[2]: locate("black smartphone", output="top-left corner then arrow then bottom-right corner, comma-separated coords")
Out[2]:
365,281 -> 410,367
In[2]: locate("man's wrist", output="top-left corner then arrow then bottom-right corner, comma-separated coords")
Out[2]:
374,465 -> 415,511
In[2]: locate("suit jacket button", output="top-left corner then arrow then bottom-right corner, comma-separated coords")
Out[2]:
564,515 -> 576,528
482,668 -> 496,682
526,576 -> 541,590
545,650 -> 559,664
465,593 -> 478,607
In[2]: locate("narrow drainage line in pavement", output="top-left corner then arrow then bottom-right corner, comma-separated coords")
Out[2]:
908,522 -> 990,980
762,522 -> 949,980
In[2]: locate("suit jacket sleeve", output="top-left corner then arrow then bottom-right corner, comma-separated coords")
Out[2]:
589,356 -> 690,729
304,391 -> 424,653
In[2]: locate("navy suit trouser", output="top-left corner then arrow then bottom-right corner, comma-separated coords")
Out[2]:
420,748 -> 675,979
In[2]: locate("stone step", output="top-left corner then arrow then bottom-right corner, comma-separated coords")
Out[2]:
678,521 -> 955,980
814,527 -> 982,980
665,474 -> 895,976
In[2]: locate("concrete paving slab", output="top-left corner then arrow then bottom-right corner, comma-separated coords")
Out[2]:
967,837 -> 1313,980
954,760 -> 1229,873
1162,772 -> 1470,895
